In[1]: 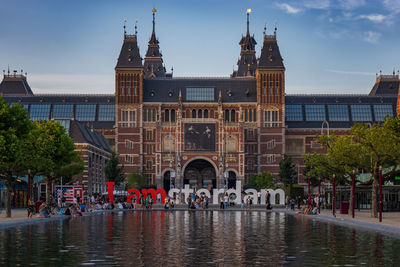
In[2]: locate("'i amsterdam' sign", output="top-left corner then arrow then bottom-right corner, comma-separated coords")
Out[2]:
106,181 -> 285,205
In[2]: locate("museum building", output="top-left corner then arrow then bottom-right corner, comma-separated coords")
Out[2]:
1,10 -> 399,193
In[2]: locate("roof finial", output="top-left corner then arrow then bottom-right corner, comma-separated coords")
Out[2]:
274,21 -> 277,37
263,21 -> 267,36
123,19 -> 127,36
135,19 -> 138,35
393,67 -> 396,75
7,65 -> 10,75
171,66 -> 174,74
152,7 -> 157,35
246,9 -> 251,36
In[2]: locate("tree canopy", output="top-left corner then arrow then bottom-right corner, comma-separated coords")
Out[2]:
105,151 -> 125,185
0,99 -> 32,217
247,171 -> 276,190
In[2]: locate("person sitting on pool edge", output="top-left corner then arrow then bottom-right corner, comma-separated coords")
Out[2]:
38,203 -> 51,218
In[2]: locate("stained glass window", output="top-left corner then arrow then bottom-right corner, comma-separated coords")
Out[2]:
351,105 -> 372,122
98,104 -> 115,121
374,105 -> 393,121
53,104 -> 73,119
305,105 -> 325,121
30,104 -> 50,120
75,104 -> 96,121
328,105 -> 349,121
285,105 -> 303,121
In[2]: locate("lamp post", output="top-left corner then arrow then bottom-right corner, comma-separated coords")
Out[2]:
27,169 -> 31,202
379,165 -> 382,223
351,169 -> 355,219
332,174 -> 336,217
307,178 -> 311,206
318,179 -> 321,214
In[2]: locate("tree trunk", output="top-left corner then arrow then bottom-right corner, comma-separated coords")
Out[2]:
5,179 -> 12,218
371,176 -> 378,218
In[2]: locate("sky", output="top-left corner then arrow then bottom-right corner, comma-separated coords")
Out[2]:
0,0 -> 399,94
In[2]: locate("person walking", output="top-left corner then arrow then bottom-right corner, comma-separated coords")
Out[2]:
27,199 -> 34,218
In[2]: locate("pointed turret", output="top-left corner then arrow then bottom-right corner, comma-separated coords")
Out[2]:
143,8 -> 166,79
258,22 -> 284,70
116,20 -> 143,69
232,9 -> 257,77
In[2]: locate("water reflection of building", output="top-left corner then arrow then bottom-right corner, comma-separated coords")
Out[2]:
1,9 -> 399,192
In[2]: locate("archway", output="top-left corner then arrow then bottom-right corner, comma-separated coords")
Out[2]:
184,159 -> 216,189
227,171 -> 237,189
163,171 -> 171,192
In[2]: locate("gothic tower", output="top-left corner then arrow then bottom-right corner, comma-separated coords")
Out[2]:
115,21 -> 144,174
143,8 -> 166,79
232,9 -> 257,77
256,23 -> 285,176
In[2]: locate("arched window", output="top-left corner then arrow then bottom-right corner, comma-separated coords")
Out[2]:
192,109 -> 196,118
198,109 -> 203,118
245,109 -> 248,121
231,110 -> 235,122
165,109 -> 170,122
171,109 -> 175,122
204,109 -> 208,118
225,110 -> 229,121
249,109 -> 253,122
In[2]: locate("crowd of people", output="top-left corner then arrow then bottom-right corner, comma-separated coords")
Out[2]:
286,195 -> 326,215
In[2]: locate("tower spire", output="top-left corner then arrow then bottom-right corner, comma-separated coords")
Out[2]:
232,9 -> 257,77
246,9 -> 251,36
144,8 -> 166,78
123,19 -> 127,36
152,8 -> 156,35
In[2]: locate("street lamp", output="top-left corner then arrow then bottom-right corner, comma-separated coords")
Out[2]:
379,165 -> 382,223
332,174 -> 336,217
351,169 -> 355,218
321,120 -> 330,136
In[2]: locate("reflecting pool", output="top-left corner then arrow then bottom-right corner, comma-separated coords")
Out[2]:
0,211 -> 399,266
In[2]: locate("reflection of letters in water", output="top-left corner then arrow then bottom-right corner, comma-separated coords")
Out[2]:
184,123 -> 215,151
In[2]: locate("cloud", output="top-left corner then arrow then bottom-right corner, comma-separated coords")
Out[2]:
338,0 -> 366,10
325,69 -> 375,76
358,14 -> 387,23
303,0 -> 330,10
28,74 -> 114,94
276,3 -> 302,14
383,0 -> 400,13
364,31 -> 381,43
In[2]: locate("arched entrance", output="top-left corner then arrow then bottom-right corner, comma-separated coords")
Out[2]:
228,171 -> 237,189
184,159 -> 216,189
163,171 -> 171,192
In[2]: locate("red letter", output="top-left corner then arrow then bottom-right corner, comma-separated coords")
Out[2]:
106,182 -> 115,204
142,188 -> 167,204
127,188 -> 141,204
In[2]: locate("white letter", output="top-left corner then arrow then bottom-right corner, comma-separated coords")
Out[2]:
181,184 -> 193,204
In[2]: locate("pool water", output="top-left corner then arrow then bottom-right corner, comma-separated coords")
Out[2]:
0,211 -> 399,266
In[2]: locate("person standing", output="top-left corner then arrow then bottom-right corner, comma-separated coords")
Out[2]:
266,191 -> 271,210
27,199 -> 34,218
257,191 -> 261,204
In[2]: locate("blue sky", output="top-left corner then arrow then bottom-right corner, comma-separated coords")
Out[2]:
0,0 -> 399,94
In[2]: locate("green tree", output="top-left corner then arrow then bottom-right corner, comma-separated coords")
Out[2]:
247,171 -> 276,189
350,117 -> 400,217
104,151 -> 125,185
279,154 -> 297,197
0,99 -> 32,217
126,173 -> 147,189
25,120 -> 83,205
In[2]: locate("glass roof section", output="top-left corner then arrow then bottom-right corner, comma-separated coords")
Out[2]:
305,105 -> 326,121
285,105 -> 303,121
